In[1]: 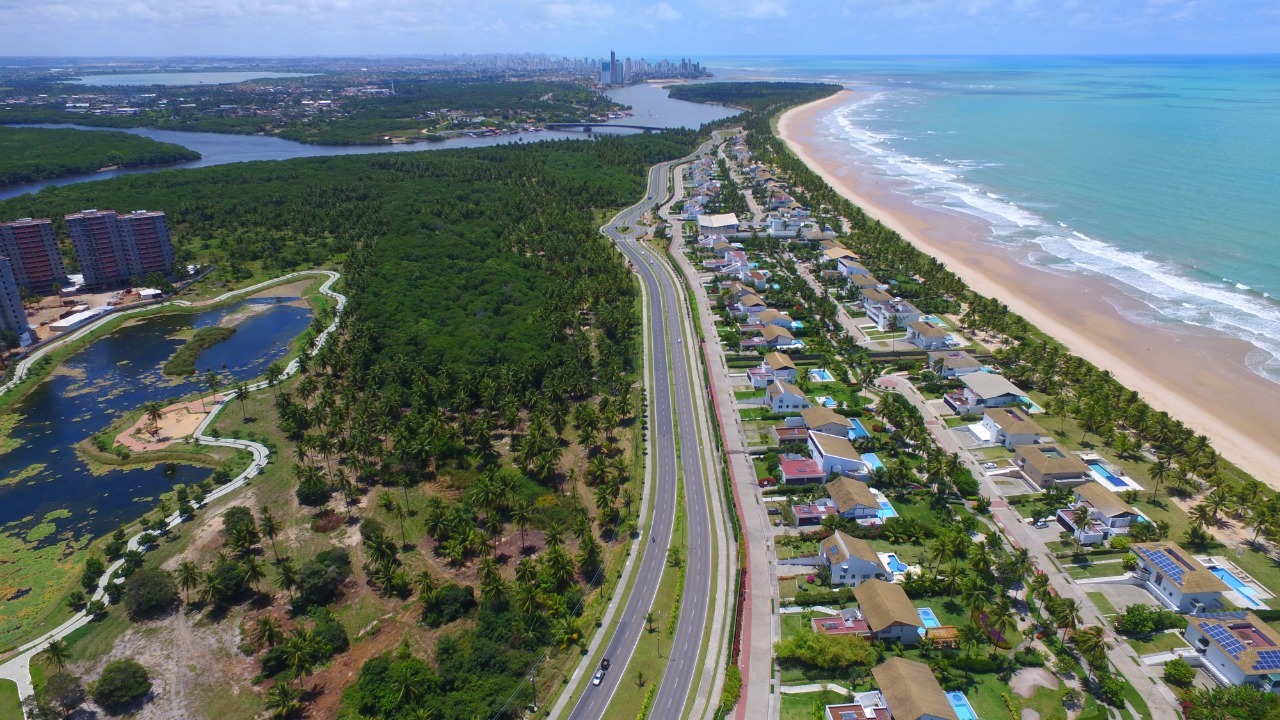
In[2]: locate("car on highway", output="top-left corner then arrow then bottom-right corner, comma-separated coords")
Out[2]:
591,669 -> 605,686
676,338 -> 682,343
601,658 -> 611,671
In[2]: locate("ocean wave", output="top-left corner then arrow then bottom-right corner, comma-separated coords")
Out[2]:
823,92 -> 1280,385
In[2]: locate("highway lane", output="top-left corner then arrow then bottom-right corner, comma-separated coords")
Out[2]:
568,141 -> 716,720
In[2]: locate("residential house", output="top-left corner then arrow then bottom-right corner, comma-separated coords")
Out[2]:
766,381 -> 810,413
826,475 -> 880,521
906,321 -> 950,350
837,257 -> 870,277
872,657 -> 959,719
1132,542 -> 1229,613
944,372 -> 1026,415
759,324 -> 798,349
809,430 -> 868,476
1057,481 -> 1142,546
733,293 -> 767,316
1015,444 -> 1091,488
752,308 -> 794,329
800,406 -> 854,437
927,351 -> 984,378
1185,612 -> 1280,692
981,407 -> 1046,449
771,425 -> 810,444
792,499 -> 839,527
821,531 -> 890,587
811,608 -> 871,637
823,246 -> 856,263
865,298 -> 924,333
853,581 -> 924,646
779,456 -> 827,485
748,351 -> 798,389
745,270 -> 770,290
860,287 -> 895,308
698,213 -> 739,232
851,274 -> 885,291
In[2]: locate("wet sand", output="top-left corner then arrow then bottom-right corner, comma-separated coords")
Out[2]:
779,90 -> 1280,485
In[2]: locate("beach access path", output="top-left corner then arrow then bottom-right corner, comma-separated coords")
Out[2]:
0,270 -> 346,713
874,373 -> 1181,720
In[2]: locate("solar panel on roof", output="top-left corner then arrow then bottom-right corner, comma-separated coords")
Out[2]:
1202,622 -> 1247,660
1254,651 -> 1280,672
1140,547 -> 1187,586
1192,611 -> 1250,620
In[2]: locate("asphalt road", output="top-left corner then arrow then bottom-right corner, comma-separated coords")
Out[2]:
568,142 -> 715,720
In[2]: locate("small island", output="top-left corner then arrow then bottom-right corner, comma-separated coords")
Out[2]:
0,126 -> 200,187
162,326 -> 235,376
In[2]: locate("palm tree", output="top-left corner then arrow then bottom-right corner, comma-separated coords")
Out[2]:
233,382 -> 250,420
1190,503 -> 1215,530
266,361 -> 285,398
414,570 -> 439,603
276,559 -> 299,600
251,616 -> 284,650
1071,625 -> 1109,668
510,499 -> 532,551
1050,598 -> 1081,639
259,506 -> 281,561
264,682 -> 303,719
1246,507 -> 1276,547
202,371 -> 222,413
391,660 -> 425,707
1005,547 -> 1034,600
282,628 -> 321,680
1148,456 -> 1172,500
957,623 -> 986,661
176,560 -> 201,603
143,400 -> 165,436
241,555 -> 266,592
43,638 -> 70,671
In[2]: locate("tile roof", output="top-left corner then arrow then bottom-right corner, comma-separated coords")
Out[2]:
928,351 -> 981,370
764,351 -> 796,370
1074,481 -> 1137,519
1016,444 -> 1089,475
1133,542 -> 1229,594
810,431 -> 860,461
826,476 -> 879,513
960,372 -> 1024,399
767,380 -> 804,399
984,407 -> 1045,437
822,530 -> 882,567
761,325 -> 795,342
1189,612 -> 1280,674
861,288 -> 895,303
801,406 -> 852,431
872,657 -> 958,720
908,321 -> 949,337
854,580 -> 922,634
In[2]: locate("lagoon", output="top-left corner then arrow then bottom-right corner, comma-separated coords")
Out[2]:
0,296 -> 311,546
66,71 -> 316,86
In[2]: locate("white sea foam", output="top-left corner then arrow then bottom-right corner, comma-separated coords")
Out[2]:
823,93 -> 1280,385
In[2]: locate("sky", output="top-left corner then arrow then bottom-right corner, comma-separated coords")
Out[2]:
0,0 -> 1278,57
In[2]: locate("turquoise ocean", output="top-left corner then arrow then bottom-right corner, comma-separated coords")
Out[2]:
706,56 -> 1280,383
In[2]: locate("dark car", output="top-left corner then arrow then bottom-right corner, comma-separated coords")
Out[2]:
601,658 -> 611,671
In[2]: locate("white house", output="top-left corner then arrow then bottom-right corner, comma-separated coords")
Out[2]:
1132,542 -> 1229,613
766,381 -> 810,413
809,430 -> 867,476
1056,481 -> 1142,546
873,658 -> 959,718
752,308 -> 794,329
928,351 -> 984,378
865,299 -> 924,332
759,325 -> 799,349
981,407 -> 1045,449
945,372 -> 1026,415
826,475 -> 880,521
748,351 -> 797,388
733,293 -> 767,316
1185,612 -> 1280,692
905,321 -> 950,350
820,530 -> 889,587
852,581 -> 924,646
837,257 -> 871,278
698,213 -> 739,232
797,406 -> 854,437
779,456 -> 828,485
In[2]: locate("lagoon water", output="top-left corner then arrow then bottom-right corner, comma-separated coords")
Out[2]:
709,56 -> 1280,384
67,71 -> 315,86
0,297 -> 311,545
0,83 -> 737,200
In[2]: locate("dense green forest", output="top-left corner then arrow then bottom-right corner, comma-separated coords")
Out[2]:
0,126 -> 200,187
667,82 -> 843,112
0,79 -> 622,145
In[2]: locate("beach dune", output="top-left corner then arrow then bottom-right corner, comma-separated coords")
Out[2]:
779,90 -> 1280,486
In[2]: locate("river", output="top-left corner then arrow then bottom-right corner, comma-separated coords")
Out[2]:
0,83 -> 738,200
0,296 -> 311,547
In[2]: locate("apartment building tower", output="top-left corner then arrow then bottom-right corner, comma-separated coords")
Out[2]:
0,218 -> 69,295
66,209 -> 175,288
0,257 -> 31,343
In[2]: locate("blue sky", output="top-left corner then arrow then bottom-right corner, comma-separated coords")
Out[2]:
0,0 -> 1277,57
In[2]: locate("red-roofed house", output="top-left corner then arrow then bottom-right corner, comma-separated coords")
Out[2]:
780,456 -> 827,485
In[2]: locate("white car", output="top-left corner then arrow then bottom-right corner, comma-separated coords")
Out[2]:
676,338 -> 682,344
591,669 -> 605,686
983,462 -> 997,469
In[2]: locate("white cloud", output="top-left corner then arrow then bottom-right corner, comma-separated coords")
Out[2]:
654,1 -> 681,20
699,0 -> 788,20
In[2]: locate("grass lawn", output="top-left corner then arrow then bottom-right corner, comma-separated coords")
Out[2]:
735,390 -> 765,402
781,690 -> 848,720
779,576 -> 800,600
1087,591 -> 1119,617
781,613 -> 809,640
776,539 -> 819,561
1062,559 -> 1129,580
1126,631 -> 1189,656
943,417 -> 970,428
0,679 -> 20,720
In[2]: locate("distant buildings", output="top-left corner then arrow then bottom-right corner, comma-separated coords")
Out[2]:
0,218 -> 69,294
65,209 -> 175,289
598,50 -> 705,86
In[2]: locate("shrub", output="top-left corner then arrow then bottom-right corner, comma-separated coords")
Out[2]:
123,567 -> 178,620
41,671 -> 86,718
1164,657 -> 1195,688
1114,604 -> 1185,636
1096,672 -> 1125,707
423,583 -> 476,627
90,659 -> 151,713
1108,535 -> 1132,551
292,548 -> 352,612
81,556 -> 105,591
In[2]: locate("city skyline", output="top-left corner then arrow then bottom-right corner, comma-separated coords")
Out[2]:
1,1 -> 1278,57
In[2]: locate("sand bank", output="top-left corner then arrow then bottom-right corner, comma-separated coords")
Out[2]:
779,90 -> 1280,485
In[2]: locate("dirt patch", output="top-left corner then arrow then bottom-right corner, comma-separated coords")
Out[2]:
249,279 -> 315,300
1010,667 -> 1060,699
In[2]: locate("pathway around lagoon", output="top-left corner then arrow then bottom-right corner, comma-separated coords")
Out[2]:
0,270 -> 345,712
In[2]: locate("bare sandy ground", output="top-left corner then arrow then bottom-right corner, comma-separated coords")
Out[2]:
778,91 -> 1280,486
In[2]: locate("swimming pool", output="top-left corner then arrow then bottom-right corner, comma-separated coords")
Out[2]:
848,419 -> 870,439
1018,396 -> 1045,413
1086,461 -> 1142,490
1209,567 -> 1268,609
917,607 -> 941,628
814,395 -> 837,408
946,691 -> 979,720
791,320 -> 805,330
809,368 -> 834,382
861,452 -> 885,471
876,501 -> 898,519
885,553 -> 909,573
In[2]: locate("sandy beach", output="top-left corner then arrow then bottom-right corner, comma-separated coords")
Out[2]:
779,90 -> 1280,486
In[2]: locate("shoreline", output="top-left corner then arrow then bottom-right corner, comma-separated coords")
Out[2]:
778,90 -> 1280,486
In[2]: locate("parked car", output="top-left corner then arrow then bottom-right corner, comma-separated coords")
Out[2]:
1034,519 -> 1049,529
983,462 -> 997,469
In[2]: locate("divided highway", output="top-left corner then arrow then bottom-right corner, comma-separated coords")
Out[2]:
566,142 -> 719,720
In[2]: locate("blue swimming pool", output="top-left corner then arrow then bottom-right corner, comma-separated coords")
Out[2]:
847,419 -> 869,439
791,320 -> 805,330
946,691 -> 979,720
1087,461 -> 1135,489
876,500 -> 898,519
885,553 -> 909,573
1209,567 -> 1268,609
814,395 -> 837,408
917,607 -> 941,628
861,452 -> 885,471
808,368 -> 833,382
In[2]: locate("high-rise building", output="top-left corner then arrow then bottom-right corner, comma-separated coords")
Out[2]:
600,60 -> 611,86
66,209 -> 175,288
0,257 -> 31,344
0,218 -> 69,295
